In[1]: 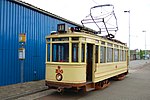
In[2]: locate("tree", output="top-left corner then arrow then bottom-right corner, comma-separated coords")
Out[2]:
140,49 -> 144,59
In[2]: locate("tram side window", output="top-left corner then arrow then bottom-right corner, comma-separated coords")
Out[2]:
107,47 -> 113,62
52,43 -> 69,62
72,43 -> 78,62
125,51 -> 127,60
95,45 -> 98,63
82,44 -> 85,62
123,50 -> 126,61
122,50 -> 124,61
100,46 -> 106,63
47,44 -> 50,62
114,49 -> 119,62
120,50 -> 123,61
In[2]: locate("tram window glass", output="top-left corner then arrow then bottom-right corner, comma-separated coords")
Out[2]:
114,49 -> 119,62
107,43 -> 113,47
72,43 -> 78,62
72,37 -> 79,41
100,46 -> 106,63
114,44 -> 118,48
96,40 -> 99,44
107,47 -> 113,62
82,44 -> 85,62
46,38 -> 50,42
120,50 -> 123,61
123,50 -> 126,61
52,38 -> 60,41
52,43 -> 69,62
125,51 -> 127,60
120,46 -> 123,49
52,37 -> 69,41
122,50 -> 124,61
95,45 -> 98,63
101,41 -> 105,45
47,43 -> 50,62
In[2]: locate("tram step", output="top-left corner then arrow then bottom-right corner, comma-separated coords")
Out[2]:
86,82 -> 94,88
85,82 -> 95,92
86,87 -> 95,92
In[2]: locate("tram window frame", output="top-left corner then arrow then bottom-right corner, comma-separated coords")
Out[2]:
82,44 -> 85,62
95,45 -> 98,63
107,47 -> 113,62
47,43 -> 50,62
52,43 -> 69,62
72,43 -> 79,62
100,46 -> 106,63
114,49 -> 119,62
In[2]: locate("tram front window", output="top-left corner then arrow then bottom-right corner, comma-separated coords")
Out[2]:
52,43 -> 69,62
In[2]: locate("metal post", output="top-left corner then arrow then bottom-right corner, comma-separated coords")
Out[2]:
142,30 -> 146,59
19,33 -> 26,83
20,44 -> 24,83
124,10 -> 130,64
21,60 -> 24,83
145,31 -> 146,59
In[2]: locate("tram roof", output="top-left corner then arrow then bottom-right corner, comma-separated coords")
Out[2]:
47,31 -> 127,46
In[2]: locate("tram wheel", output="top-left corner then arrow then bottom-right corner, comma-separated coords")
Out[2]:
113,74 -> 126,81
95,80 -> 110,90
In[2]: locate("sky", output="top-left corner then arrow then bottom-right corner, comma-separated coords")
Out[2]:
23,0 -> 150,50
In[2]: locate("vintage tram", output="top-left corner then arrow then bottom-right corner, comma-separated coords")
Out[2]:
45,24 -> 128,92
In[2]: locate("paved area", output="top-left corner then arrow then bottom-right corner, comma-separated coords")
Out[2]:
129,59 -> 150,69
0,60 -> 150,100
0,80 -> 48,100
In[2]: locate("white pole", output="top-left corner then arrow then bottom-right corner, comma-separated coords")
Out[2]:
142,30 -> 146,60
124,10 -> 130,64
144,31 -> 146,59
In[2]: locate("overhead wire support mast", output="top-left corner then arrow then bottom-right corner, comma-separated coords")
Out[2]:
124,10 -> 130,62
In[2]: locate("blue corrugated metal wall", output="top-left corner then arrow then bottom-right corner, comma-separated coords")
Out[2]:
0,0 -> 76,86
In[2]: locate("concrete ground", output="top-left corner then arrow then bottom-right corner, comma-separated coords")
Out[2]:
0,80 -> 48,100
0,59 -> 150,100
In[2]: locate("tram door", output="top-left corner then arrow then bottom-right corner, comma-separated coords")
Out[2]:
86,43 -> 93,82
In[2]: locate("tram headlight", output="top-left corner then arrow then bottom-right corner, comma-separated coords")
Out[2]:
56,73 -> 63,81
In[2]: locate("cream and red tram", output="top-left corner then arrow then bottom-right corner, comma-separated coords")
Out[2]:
45,24 -> 129,92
